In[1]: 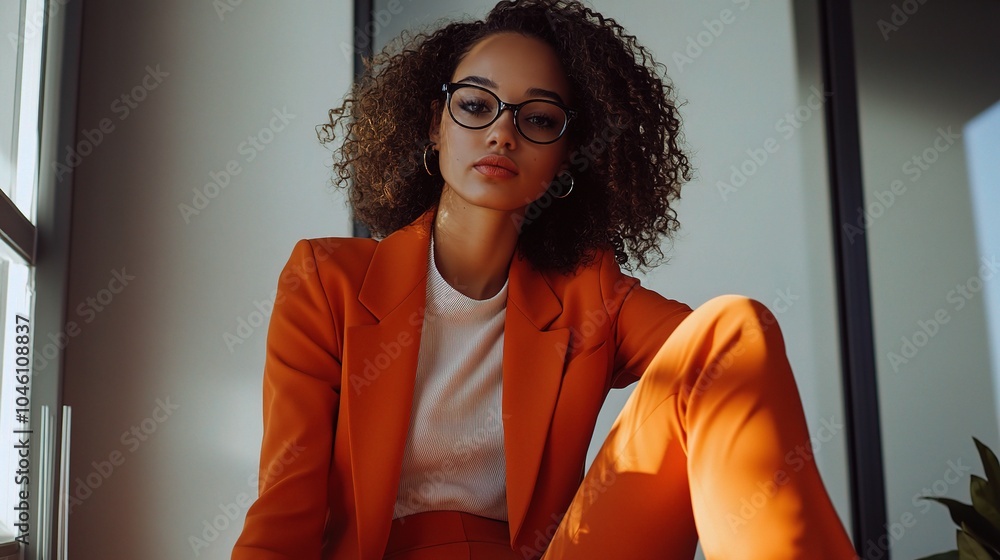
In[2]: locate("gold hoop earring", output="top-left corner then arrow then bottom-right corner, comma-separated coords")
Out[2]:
423,141 -> 438,176
551,170 -> 574,199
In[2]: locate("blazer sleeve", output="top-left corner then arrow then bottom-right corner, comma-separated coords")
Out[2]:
232,239 -> 342,560
602,251 -> 694,389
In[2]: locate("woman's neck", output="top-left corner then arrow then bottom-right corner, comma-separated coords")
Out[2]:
431,187 -> 521,300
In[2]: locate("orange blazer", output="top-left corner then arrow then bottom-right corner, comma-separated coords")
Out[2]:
232,204 -> 694,560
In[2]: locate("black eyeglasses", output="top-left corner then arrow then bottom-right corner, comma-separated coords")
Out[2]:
441,82 -> 577,144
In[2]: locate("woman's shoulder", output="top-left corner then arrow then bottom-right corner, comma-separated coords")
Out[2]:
299,236 -> 379,266
545,245 -> 642,311
564,244 -> 638,282
280,236 -> 380,286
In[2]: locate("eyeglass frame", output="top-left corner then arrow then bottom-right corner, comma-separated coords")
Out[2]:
440,82 -> 578,145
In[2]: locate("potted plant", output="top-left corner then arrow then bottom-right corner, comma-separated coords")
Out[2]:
916,437 -> 1000,559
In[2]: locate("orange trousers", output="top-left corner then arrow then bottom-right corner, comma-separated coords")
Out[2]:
385,295 -> 858,560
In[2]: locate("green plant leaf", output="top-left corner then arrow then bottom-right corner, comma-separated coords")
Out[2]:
922,497 -> 1000,553
959,525 -> 996,560
975,437 -> 1000,506
925,497 -> 987,529
971,474 -> 1000,533
963,519 -> 1000,558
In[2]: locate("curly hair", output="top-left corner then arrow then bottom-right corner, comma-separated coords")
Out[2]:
316,0 -> 692,275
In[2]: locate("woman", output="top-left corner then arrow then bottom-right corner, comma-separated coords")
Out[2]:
232,1 -> 857,558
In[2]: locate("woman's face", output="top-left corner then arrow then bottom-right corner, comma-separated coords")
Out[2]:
429,32 -> 574,213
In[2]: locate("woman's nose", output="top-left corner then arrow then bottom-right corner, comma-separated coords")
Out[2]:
485,107 -> 519,148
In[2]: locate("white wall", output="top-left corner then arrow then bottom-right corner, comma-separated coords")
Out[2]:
60,1 -> 353,558
852,0 -> 1000,556
373,1 -> 853,558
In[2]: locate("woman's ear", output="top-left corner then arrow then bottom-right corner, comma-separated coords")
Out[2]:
428,99 -> 442,144
559,152 -> 574,175
559,138 -> 577,173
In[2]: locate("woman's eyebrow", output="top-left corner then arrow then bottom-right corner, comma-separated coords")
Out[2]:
455,75 -> 566,104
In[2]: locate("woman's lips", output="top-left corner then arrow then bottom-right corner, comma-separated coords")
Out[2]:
473,154 -> 519,177
474,164 -> 517,178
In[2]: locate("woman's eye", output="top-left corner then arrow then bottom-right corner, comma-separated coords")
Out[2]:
525,115 -> 555,129
459,101 -> 491,114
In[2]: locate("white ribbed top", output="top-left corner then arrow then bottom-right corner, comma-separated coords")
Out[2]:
392,232 -> 510,522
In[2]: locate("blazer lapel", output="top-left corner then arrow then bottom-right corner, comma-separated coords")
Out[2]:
344,205 -> 570,559
343,209 -> 431,559
501,231 -> 570,548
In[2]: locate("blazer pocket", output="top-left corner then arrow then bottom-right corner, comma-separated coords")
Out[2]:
569,338 -> 609,362
559,339 -> 613,417
564,339 -> 610,377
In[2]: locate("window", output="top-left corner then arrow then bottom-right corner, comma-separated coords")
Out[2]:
0,0 -> 46,554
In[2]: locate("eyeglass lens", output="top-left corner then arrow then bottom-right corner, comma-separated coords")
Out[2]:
449,86 -> 568,143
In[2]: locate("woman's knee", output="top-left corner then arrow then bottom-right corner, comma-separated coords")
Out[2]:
680,295 -> 789,396
648,295 -> 785,388
698,294 -> 781,334
689,294 -> 787,364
